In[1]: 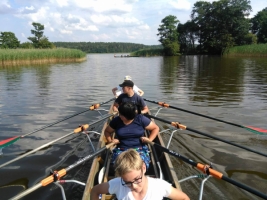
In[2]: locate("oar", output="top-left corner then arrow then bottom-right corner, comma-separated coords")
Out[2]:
9,142 -> 115,200
144,114 -> 267,158
143,138 -> 267,200
0,113 -> 114,169
144,99 -> 267,135
98,149 -> 110,184
0,97 -> 115,149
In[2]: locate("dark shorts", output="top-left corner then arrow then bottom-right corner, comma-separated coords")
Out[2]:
111,145 -> 150,169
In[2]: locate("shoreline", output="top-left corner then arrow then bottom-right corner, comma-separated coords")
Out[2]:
0,48 -> 87,66
0,57 -> 87,67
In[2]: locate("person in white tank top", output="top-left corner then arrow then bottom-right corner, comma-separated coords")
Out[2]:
90,149 -> 190,200
112,75 -> 144,98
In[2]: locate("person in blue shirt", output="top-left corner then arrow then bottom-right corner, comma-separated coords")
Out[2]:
105,101 -> 159,169
113,80 -> 149,114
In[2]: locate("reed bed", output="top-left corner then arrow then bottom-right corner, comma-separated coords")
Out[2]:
0,48 -> 87,66
224,44 -> 267,57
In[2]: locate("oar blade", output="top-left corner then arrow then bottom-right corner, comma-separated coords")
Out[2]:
245,126 -> 267,135
0,136 -> 20,149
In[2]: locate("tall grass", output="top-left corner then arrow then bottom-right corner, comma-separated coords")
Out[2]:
130,48 -> 163,57
0,48 -> 87,66
224,44 -> 267,57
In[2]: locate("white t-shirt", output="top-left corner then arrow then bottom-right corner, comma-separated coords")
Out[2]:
108,177 -> 172,200
115,85 -> 141,96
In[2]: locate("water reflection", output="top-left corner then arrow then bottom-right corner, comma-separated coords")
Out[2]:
34,65 -> 52,91
189,56 -> 245,104
159,56 -> 181,93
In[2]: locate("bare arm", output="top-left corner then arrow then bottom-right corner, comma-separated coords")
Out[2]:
113,102 -> 119,112
167,186 -> 190,200
145,121 -> 159,141
138,89 -> 144,96
112,87 -> 118,96
90,182 -> 110,200
104,125 -> 115,143
140,105 -> 149,114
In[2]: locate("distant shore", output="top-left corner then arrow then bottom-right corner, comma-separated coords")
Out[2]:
0,48 -> 87,66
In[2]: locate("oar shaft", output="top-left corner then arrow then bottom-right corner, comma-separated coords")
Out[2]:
22,110 -> 89,137
144,99 -> 243,128
0,131 -> 74,169
9,143 -> 115,200
9,183 -> 42,200
153,142 -> 198,167
145,114 -> 267,158
65,143 -> 113,172
221,176 -> 267,199
0,114 -> 113,169
148,141 -> 267,200
185,126 -> 267,158
22,97 -> 115,138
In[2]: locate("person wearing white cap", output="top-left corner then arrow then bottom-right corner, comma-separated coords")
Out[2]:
113,80 -> 149,114
112,75 -> 144,98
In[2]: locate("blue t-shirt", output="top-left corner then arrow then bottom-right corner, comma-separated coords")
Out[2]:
109,114 -> 151,148
115,93 -> 146,111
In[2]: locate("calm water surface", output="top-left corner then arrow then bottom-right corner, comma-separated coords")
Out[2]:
0,54 -> 267,200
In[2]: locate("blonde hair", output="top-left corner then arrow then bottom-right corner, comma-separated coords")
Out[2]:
114,149 -> 143,176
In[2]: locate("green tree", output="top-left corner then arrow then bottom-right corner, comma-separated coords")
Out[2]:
177,21 -> 198,54
191,0 -> 252,54
251,7 -> 267,43
28,22 -> 54,48
39,36 -> 55,49
157,15 -> 180,56
20,42 -> 34,49
0,32 -> 20,49
243,33 -> 257,44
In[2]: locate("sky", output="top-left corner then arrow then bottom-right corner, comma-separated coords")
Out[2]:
0,0 -> 266,45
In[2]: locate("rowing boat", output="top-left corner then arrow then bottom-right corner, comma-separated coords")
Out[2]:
4,98 -> 266,200
82,105 -> 181,200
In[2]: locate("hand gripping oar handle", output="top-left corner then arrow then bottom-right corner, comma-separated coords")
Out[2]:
144,114 -> 267,158
142,138 -> 267,200
0,113 -> 114,169
144,98 -> 267,134
9,142 -> 115,200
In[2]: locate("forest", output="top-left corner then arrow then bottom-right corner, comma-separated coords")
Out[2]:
53,42 -> 162,53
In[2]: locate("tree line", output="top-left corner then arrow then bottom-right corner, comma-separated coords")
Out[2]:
53,42 -> 162,53
0,21 -> 162,52
0,22 -> 55,49
157,0 -> 267,55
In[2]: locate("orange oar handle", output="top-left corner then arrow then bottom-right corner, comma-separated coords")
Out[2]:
41,169 -> 67,186
158,102 -> 170,107
171,122 -> 187,130
74,124 -> 89,133
197,163 -> 223,179
89,103 -> 100,110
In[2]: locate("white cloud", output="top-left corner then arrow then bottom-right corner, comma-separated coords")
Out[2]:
73,0 -> 134,13
169,0 -> 191,10
54,0 -> 69,7
0,1 -> 14,14
60,29 -> 72,34
1,0 -> 265,45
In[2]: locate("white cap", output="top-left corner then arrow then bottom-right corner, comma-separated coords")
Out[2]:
124,75 -> 132,80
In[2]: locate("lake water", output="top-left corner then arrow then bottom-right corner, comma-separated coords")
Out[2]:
0,54 -> 267,200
